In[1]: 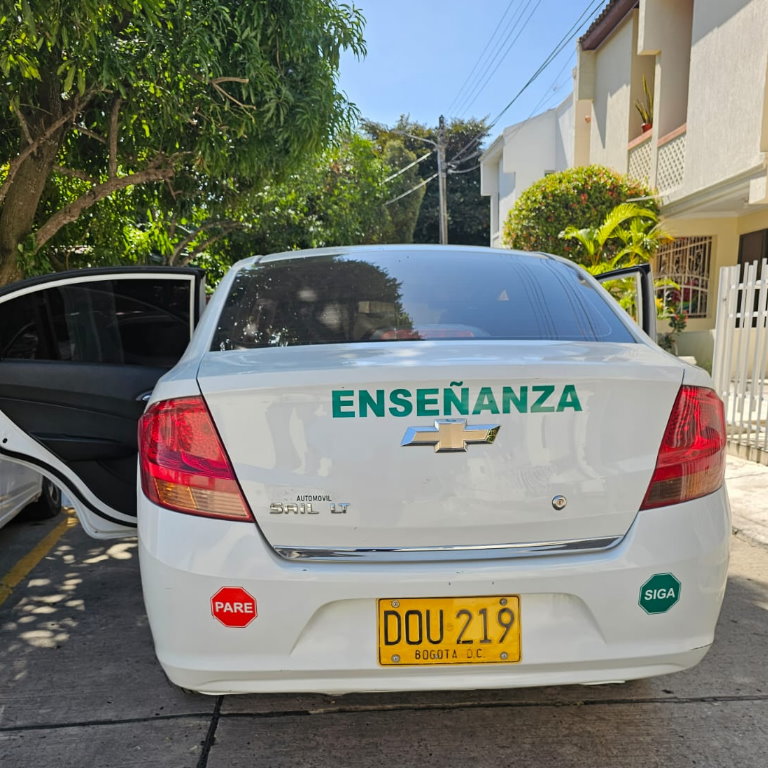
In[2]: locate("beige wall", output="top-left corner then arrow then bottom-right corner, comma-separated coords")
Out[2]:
656,216 -> 734,369
659,208 -> 768,366
588,16 -> 635,170
681,0 -> 768,198
629,31 -> 655,140
638,0 -> 693,137
737,208 -> 768,239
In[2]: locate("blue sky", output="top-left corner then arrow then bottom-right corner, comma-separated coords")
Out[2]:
337,0 -> 607,132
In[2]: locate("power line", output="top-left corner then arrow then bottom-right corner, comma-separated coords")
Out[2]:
447,0 -> 525,115
509,48 -> 575,131
384,150 -> 433,183
453,0 -> 540,118
487,0 -> 604,127
449,163 -> 482,175
468,51 -> 573,171
384,172 -> 438,206
382,0 -> 601,224
455,0 -> 545,119
447,0 -> 603,169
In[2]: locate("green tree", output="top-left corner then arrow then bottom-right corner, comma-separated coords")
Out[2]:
379,140 -> 426,243
204,133 -> 389,262
0,0 -> 365,284
502,165 -> 658,257
365,116 -> 489,245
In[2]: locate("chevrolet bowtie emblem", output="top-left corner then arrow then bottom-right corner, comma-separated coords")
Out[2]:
401,419 -> 500,453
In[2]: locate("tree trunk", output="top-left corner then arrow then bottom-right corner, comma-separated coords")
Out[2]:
0,137 -> 61,286
0,73 -> 65,286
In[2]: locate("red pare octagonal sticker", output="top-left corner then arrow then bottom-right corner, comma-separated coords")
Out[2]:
211,586 -> 258,628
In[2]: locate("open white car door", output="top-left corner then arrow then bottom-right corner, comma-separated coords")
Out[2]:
0,267 -> 206,537
596,262 -> 657,340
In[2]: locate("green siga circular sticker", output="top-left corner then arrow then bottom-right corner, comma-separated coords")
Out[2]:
639,573 -> 681,614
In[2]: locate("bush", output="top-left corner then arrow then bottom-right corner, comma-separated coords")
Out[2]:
502,166 -> 658,258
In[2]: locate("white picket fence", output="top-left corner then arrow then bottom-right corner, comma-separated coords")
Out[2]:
712,258 -> 768,463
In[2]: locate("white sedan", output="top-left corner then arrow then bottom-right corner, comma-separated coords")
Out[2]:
0,246 -> 729,694
0,460 -> 61,529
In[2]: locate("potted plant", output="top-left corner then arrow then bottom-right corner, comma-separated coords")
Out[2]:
635,75 -> 653,133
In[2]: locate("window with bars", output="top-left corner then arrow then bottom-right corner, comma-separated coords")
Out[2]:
655,236 -> 712,318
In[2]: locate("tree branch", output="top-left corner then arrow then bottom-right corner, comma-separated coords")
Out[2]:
33,166 -> 174,252
210,79 -> 256,110
168,219 -> 236,267
108,97 -> 123,178
73,124 -> 107,144
164,179 -> 180,201
169,226 -> 202,266
177,225 -> 241,266
0,96 -> 90,206
53,165 -> 98,184
14,106 -> 34,145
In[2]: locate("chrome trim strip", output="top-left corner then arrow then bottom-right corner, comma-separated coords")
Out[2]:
272,536 -> 624,563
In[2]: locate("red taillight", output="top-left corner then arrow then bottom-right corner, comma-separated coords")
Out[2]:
138,396 -> 253,521
640,386 -> 726,510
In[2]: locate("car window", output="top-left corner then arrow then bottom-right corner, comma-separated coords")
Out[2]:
0,278 -> 193,367
212,250 -> 636,350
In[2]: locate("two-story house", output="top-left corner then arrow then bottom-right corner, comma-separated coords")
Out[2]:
577,0 -> 768,366
483,0 -> 768,367
480,97 -> 574,248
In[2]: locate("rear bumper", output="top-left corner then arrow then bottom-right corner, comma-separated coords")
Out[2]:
138,489 -> 730,695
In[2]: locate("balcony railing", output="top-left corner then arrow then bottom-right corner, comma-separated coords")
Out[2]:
626,124 -> 687,194
657,125 -> 687,193
627,131 -> 652,186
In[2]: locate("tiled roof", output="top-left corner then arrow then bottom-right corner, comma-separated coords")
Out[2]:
579,0 -> 639,50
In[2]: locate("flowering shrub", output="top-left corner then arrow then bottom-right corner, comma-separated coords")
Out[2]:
658,303 -> 688,353
502,166 -> 658,258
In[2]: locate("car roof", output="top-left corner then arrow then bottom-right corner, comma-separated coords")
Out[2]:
254,244 -> 559,265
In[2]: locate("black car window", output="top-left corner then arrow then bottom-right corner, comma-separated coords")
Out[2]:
0,278 -> 192,366
212,250 -> 636,350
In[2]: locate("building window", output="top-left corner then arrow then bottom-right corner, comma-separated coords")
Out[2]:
655,236 -> 712,318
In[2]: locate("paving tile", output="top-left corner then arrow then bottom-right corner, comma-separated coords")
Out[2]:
0,525 -> 213,727
208,699 -> 768,768
0,717 -> 210,768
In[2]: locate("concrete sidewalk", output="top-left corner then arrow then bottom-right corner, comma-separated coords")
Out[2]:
726,454 -> 768,546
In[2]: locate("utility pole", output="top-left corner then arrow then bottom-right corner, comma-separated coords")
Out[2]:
436,115 -> 448,244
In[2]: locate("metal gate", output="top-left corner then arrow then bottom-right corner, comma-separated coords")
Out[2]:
712,258 -> 768,463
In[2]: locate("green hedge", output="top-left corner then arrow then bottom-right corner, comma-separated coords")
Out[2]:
502,165 -> 658,258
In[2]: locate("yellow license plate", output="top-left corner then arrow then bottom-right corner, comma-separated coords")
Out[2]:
377,595 -> 521,666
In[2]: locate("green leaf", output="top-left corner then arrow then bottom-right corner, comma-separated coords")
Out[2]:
63,64 -> 75,93
0,0 -> 368,278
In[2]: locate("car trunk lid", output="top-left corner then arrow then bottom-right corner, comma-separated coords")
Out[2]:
197,341 -> 683,555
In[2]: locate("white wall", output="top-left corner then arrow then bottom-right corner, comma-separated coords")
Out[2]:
481,96 -> 574,246
555,95 -> 575,170
680,0 -> 768,197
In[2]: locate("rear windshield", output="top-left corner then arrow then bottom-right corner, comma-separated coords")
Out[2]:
211,250 -> 636,350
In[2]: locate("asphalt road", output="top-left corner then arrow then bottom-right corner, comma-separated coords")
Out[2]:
1,513 -> 767,768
